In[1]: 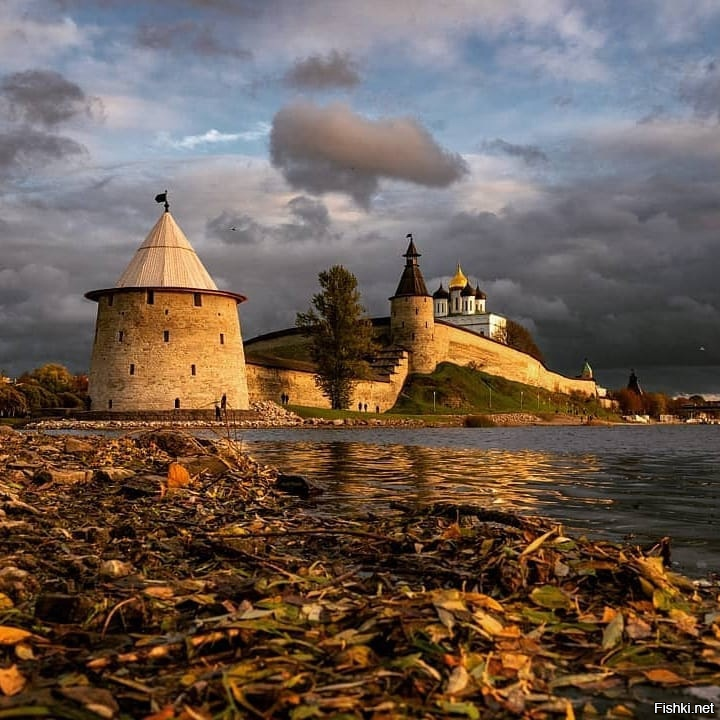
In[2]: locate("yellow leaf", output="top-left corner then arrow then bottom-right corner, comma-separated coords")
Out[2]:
445,665 -> 469,695
0,593 -> 13,610
0,626 -> 31,645
602,612 -> 624,650
642,668 -> 688,685
520,529 -> 556,557
0,665 -> 26,696
473,610 -> 504,637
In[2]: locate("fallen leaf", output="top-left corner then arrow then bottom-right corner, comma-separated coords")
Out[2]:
530,585 -> 573,610
0,626 -> 31,645
445,665 -> 469,695
167,462 -> 191,490
642,668 -> 688,685
0,665 -> 26,696
521,529 -> 556,556
602,612 -> 624,650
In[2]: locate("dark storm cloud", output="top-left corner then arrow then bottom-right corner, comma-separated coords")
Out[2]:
0,129 -> 85,177
680,59 -> 720,119
0,70 -> 99,127
270,101 -> 469,208
136,22 -> 252,58
207,197 -> 333,248
481,138 -> 549,166
423,171 -> 720,386
287,196 -> 330,231
284,51 -> 361,90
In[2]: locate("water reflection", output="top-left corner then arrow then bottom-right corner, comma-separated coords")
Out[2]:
237,426 -> 720,577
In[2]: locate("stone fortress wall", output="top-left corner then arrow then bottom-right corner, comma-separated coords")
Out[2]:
244,318 -> 595,410
88,289 -> 249,411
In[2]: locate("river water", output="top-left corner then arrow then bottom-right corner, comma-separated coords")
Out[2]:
229,424 -> 720,579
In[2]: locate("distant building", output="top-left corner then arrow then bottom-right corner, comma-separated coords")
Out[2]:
85,203 -> 249,412
432,262 -> 507,341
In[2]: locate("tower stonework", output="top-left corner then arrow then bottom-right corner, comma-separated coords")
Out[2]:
389,236 -> 437,374
85,208 -> 249,411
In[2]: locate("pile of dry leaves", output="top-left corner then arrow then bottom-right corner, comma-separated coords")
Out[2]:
0,426 -> 718,719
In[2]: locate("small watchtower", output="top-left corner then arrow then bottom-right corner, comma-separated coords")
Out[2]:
389,234 -> 436,374
85,194 -> 249,412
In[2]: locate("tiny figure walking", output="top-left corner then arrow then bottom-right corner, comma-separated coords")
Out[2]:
364,403 -> 368,412
221,393 -> 227,410
358,402 -> 362,412
215,403 -> 221,420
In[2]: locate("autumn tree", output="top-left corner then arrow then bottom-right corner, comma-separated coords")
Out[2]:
505,319 -> 545,363
0,384 -> 28,417
296,265 -> 375,409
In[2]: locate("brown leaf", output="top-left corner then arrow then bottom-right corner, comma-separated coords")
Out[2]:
642,668 -> 688,685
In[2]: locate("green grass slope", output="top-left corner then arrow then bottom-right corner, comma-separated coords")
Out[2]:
390,362 -> 612,419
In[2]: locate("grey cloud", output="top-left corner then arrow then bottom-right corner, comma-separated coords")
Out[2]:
270,101 -> 469,208
482,138 -> 549,166
0,70 -> 99,127
206,211 -> 266,245
0,129 -> 85,177
680,59 -> 720,119
207,197 -> 333,248
287,196 -> 330,231
284,51 -> 361,90
135,21 -> 252,58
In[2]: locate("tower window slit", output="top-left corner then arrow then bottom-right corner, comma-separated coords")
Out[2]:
164,330 -> 170,342
147,290 -> 154,305
191,364 -> 196,376
118,330 -> 123,342
107,295 -> 114,307
108,399 -> 113,409
220,333 -> 224,345
193,293 -> 202,307
174,398 -> 180,409
129,363 -> 135,375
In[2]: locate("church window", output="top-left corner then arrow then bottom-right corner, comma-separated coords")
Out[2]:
191,364 -> 196,376
129,363 -> 135,375
220,333 -> 225,345
425,321 -> 428,328
107,295 -> 114,307
118,331 -> 123,342
147,290 -> 155,304
108,399 -> 113,409
174,398 -> 180,409
415,307 -> 418,315
164,330 -> 170,342
194,293 -> 202,307
412,333 -> 415,340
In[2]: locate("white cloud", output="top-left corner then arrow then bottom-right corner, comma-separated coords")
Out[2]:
159,124 -> 271,150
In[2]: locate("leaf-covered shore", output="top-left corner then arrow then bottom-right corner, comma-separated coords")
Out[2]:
0,426 -> 718,719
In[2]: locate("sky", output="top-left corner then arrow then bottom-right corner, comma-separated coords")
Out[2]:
2,0 -> 720,396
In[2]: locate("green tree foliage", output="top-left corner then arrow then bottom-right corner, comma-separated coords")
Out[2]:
0,384 -> 28,417
505,319 -> 545,363
296,265 -> 375,409
16,363 -> 88,412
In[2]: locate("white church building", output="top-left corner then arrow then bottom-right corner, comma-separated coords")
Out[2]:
432,263 -> 508,342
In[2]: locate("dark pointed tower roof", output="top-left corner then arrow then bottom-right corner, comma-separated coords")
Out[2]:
461,282 -> 475,297
391,234 -> 431,298
433,283 -> 450,299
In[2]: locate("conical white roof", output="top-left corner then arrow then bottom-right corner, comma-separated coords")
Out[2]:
114,211 -> 218,290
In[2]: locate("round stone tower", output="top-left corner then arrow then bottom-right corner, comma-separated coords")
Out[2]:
85,201 -> 249,412
389,234 -> 437,374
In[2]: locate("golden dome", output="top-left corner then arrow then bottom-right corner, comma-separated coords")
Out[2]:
449,263 -> 468,290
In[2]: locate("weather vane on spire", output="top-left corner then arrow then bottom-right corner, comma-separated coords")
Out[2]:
154,190 -> 169,212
